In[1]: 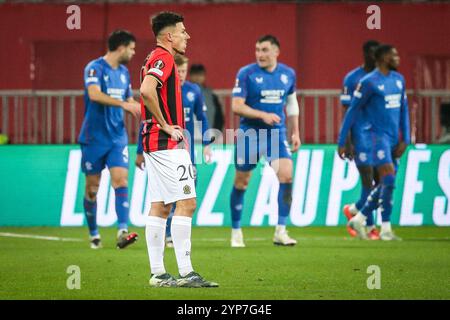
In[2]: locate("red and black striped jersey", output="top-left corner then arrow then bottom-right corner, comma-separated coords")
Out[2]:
140,46 -> 185,152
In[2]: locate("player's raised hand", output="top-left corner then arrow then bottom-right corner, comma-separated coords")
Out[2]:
290,134 -> 301,153
261,112 -> 281,126
121,102 -> 141,119
159,123 -> 184,141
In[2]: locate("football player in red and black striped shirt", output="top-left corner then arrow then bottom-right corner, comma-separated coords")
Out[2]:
139,11 -> 218,288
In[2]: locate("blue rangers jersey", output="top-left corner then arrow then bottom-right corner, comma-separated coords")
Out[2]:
340,67 -> 372,143
338,69 -> 410,147
182,80 -> 210,150
232,63 -> 296,129
79,57 -> 133,146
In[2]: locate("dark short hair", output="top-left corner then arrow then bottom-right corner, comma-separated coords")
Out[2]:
374,44 -> 395,61
363,40 -> 379,55
108,30 -> 136,51
151,11 -> 184,37
189,64 -> 206,75
257,34 -> 280,48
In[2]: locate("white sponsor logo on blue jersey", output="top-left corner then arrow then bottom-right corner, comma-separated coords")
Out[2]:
260,90 -> 285,104
385,94 -> 402,109
107,88 -> 126,101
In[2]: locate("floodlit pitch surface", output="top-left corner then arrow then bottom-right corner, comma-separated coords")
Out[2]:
0,227 -> 449,299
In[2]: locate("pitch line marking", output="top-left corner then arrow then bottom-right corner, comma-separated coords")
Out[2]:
0,232 -> 83,242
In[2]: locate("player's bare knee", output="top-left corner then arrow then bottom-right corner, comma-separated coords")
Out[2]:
184,198 -> 197,213
111,178 -> 128,189
278,174 -> 292,184
150,203 -> 171,218
86,186 -> 98,201
234,173 -> 250,190
176,198 -> 196,215
234,180 -> 249,190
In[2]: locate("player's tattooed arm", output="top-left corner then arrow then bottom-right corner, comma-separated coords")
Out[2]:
232,97 -> 280,126
140,75 -> 183,141
87,85 -> 140,118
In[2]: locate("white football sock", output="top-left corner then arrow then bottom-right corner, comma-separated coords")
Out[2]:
117,228 -> 128,238
171,216 -> 194,277
353,212 -> 367,224
381,222 -> 392,233
349,203 -> 358,215
275,225 -> 286,233
232,228 -> 242,236
145,216 -> 167,276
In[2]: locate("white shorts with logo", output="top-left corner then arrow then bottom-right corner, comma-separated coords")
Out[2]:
144,149 -> 196,205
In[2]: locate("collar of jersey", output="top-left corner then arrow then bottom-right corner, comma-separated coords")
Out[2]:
100,57 -> 120,71
156,45 -> 171,54
257,63 -> 279,74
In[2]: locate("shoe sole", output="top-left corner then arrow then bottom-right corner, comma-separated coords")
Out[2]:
380,237 -> 402,241
149,282 -> 177,288
177,281 -> 219,288
273,242 -> 297,246
117,234 -> 139,249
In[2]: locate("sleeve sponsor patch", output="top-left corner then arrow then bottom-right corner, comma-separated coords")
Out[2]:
86,77 -> 99,84
153,60 -> 165,69
148,68 -> 163,77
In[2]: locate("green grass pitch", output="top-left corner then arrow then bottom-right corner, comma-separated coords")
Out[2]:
0,226 -> 449,300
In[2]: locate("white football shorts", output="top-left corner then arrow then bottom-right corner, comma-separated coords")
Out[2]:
143,149 -> 196,205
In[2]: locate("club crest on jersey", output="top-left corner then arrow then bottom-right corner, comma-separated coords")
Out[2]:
122,147 -> 129,162
187,91 -> 195,102
183,185 -> 191,195
103,75 -> 109,82
255,77 -> 264,83
396,80 -> 403,89
120,74 -> 126,84
85,161 -> 93,171
359,152 -> 367,162
153,60 -> 165,69
378,85 -> 385,91
280,74 -> 289,85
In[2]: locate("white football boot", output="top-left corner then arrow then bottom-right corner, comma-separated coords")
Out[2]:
273,226 -> 297,246
231,228 -> 246,247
